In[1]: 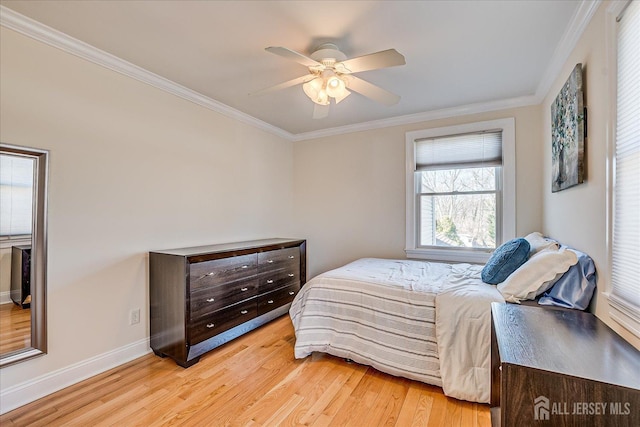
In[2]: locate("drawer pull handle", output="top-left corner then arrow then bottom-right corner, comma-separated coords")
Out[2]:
267,279 -> 274,284
289,291 -> 295,295
241,310 -> 248,315
240,287 -> 248,292
268,300 -> 274,304
206,323 -> 215,328
288,274 -> 295,277
206,298 -> 215,302
241,265 -> 248,269
267,260 -> 274,263
288,255 -> 295,259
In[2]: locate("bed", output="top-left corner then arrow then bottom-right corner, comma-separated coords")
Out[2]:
289,234 -> 597,403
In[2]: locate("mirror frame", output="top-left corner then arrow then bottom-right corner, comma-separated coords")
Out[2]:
0,143 -> 48,367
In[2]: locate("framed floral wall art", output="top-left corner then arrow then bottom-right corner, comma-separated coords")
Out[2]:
551,63 -> 585,192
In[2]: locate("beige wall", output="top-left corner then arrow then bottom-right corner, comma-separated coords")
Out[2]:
293,106 -> 544,278
541,1 -> 640,349
0,27 -> 294,387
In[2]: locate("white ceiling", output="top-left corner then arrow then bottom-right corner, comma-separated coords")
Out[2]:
0,1 -> 591,139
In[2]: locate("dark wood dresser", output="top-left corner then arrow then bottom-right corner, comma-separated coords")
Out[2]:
149,238 -> 306,367
10,245 -> 31,308
491,303 -> 640,427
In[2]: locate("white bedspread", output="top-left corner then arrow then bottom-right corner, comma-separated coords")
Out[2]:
290,258 -> 504,402
435,269 -> 505,403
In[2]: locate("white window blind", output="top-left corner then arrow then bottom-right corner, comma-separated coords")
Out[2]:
415,131 -> 502,171
0,154 -> 34,236
611,0 -> 640,316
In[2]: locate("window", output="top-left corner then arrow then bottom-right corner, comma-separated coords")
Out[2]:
607,0 -> 640,337
0,153 -> 34,237
406,118 -> 515,263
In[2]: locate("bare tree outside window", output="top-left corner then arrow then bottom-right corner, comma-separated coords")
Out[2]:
418,167 -> 498,249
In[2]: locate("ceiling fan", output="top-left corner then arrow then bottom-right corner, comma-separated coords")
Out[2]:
252,43 -> 406,119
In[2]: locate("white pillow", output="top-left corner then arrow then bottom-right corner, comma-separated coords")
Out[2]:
524,232 -> 559,255
497,247 -> 578,303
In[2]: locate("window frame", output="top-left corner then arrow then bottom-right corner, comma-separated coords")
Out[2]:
605,0 -> 640,338
405,118 -> 516,263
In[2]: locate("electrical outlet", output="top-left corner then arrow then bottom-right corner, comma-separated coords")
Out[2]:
130,308 -> 140,325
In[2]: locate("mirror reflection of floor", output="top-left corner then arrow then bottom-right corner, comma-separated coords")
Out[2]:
0,303 -> 31,354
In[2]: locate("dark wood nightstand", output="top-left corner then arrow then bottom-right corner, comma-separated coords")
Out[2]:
490,303 -> 640,427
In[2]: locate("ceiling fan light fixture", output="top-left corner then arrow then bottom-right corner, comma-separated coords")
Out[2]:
260,44 -> 405,116
333,88 -> 351,104
326,75 -> 347,99
302,71 -> 349,105
303,77 -> 330,105
316,90 -> 330,105
326,76 -> 341,90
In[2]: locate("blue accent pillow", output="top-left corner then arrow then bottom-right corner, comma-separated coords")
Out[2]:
482,238 -> 530,284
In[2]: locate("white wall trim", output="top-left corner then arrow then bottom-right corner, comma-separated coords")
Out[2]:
1,3 -> 600,143
0,5 -> 294,142
0,236 -> 31,250
0,291 -> 12,305
534,0 -> 602,103
605,292 -> 640,339
292,95 -> 536,142
0,338 -> 151,415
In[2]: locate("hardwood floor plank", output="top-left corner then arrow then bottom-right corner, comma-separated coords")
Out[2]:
183,343 -> 300,426
261,393 -> 305,426
414,392 -> 436,427
297,370 -> 352,425
0,303 -> 31,354
0,315 -> 491,426
369,376 -> 410,427
233,356 -> 332,425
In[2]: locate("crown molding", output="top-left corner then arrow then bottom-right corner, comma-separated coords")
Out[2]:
291,94 -> 538,141
0,6 -> 295,141
534,0 -> 602,103
1,1 -> 600,143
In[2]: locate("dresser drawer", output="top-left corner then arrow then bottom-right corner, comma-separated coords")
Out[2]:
190,278 -> 258,321
189,254 -> 257,291
190,298 -> 257,345
259,266 -> 300,293
258,247 -> 300,272
257,283 -> 300,316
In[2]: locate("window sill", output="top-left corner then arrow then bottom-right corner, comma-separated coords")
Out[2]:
605,292 -> 640,339
0,236 -> 31,249
405,248 -> 490,264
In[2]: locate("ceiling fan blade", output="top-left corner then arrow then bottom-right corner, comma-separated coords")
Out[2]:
265,46 -> 323,68
250,74 -> 314,96
336,49 -> 405,74
347,76 -> 400,106
313,103 -> 330,119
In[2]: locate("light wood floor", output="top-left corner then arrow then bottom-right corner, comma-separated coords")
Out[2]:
0,302 -> 31,354
0,315 -> 490,426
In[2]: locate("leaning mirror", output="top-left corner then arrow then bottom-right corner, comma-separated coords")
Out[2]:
0,143 -> 48,367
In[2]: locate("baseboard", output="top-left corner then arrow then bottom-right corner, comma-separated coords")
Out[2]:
0,337 -> 152,415
0,291 -> 12,305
